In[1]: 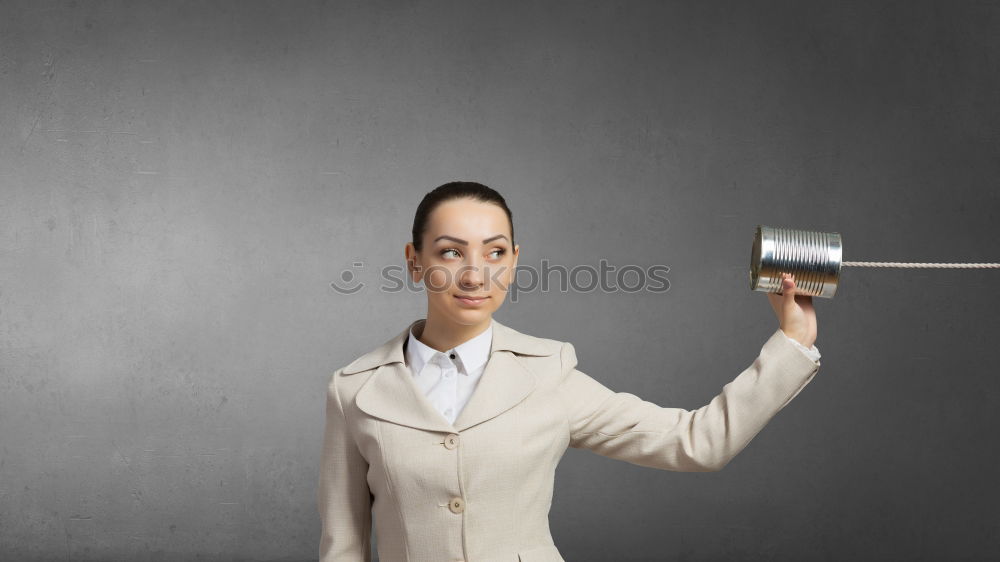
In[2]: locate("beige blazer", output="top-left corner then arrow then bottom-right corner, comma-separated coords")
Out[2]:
318,318 -> 821,562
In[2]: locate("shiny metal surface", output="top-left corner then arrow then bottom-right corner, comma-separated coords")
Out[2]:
750,224 -> 843,299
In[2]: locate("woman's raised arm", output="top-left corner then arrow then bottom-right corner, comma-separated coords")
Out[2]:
558,331 -> 820,472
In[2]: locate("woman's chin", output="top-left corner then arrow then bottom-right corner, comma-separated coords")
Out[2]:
450,305 -> 493,322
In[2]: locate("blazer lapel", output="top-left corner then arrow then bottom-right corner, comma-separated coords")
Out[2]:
346,317 -> 560,433
355,361 -> 457,433
451,350 -> 532,431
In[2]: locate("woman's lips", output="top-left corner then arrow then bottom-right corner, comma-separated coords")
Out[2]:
455,295 -> 490,306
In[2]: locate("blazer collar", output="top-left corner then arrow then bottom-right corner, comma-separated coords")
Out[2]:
341,317 -> 558,375
344,318 -> 560,433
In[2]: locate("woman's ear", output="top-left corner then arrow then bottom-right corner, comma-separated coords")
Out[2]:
404,242 -> 422,282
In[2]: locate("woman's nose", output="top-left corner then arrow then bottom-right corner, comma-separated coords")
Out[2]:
459,258 -> 484,286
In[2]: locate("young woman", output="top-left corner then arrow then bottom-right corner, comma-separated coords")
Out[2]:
319,181 -> 821,562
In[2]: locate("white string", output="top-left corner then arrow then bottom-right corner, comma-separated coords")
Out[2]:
842,261 -> 1000,268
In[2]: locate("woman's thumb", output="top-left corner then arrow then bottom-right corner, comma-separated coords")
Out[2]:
781,273 -> 796,301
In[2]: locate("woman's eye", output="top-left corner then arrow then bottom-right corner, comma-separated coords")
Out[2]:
440,248 -> 505,259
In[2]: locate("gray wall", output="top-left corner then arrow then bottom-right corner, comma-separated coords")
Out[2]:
2,1 -> 999,560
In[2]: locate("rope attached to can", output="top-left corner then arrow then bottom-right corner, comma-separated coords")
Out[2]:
751,224 -> 1000,298
842,261 -> 1000,268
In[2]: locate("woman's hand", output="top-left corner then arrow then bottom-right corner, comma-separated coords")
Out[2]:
766,272 -> 818,348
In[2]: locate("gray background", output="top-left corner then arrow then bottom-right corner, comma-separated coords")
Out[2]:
2,1 -> 999,560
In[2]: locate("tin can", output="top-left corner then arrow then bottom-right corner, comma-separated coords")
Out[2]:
750,224 -> 842,298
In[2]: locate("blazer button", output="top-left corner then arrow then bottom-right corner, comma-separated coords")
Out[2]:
444,434 -> 459,449
448,497 -> 465,513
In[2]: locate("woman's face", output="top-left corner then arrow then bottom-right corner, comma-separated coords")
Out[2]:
406,198 -> 519,328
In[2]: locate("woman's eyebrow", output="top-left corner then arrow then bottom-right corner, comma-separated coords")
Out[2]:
433,234 -> 509,245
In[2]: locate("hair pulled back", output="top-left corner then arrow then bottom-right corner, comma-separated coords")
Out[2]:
411,181 -> 514,252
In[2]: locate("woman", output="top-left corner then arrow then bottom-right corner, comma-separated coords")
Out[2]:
319,181 -> 821,562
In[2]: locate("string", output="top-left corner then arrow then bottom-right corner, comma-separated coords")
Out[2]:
842,261 -> 1000,268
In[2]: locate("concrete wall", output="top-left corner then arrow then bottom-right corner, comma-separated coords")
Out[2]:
2,1 -> 999,560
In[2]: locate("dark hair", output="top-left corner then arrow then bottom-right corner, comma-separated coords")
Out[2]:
411,181 -> 514,252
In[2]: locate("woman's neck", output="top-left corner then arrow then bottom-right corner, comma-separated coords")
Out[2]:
416,315 -> 492,353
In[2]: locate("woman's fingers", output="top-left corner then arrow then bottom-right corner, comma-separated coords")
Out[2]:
763,273 -> 818,346
766,272 -> 794,322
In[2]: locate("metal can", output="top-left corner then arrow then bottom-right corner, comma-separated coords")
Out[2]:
750,224 -> 842,298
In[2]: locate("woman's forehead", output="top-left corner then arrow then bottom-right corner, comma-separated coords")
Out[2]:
427,200 -> 510,237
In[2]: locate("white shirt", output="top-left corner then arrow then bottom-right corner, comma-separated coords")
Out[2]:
784,331 -> 821,362
404,321 -> 821,426
405,322 -> 495,425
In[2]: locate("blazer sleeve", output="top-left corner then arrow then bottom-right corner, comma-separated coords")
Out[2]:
559,328 -> 821,472
318,369 -> 373,562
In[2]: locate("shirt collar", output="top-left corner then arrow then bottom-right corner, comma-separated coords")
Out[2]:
405,321 -> 494,376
